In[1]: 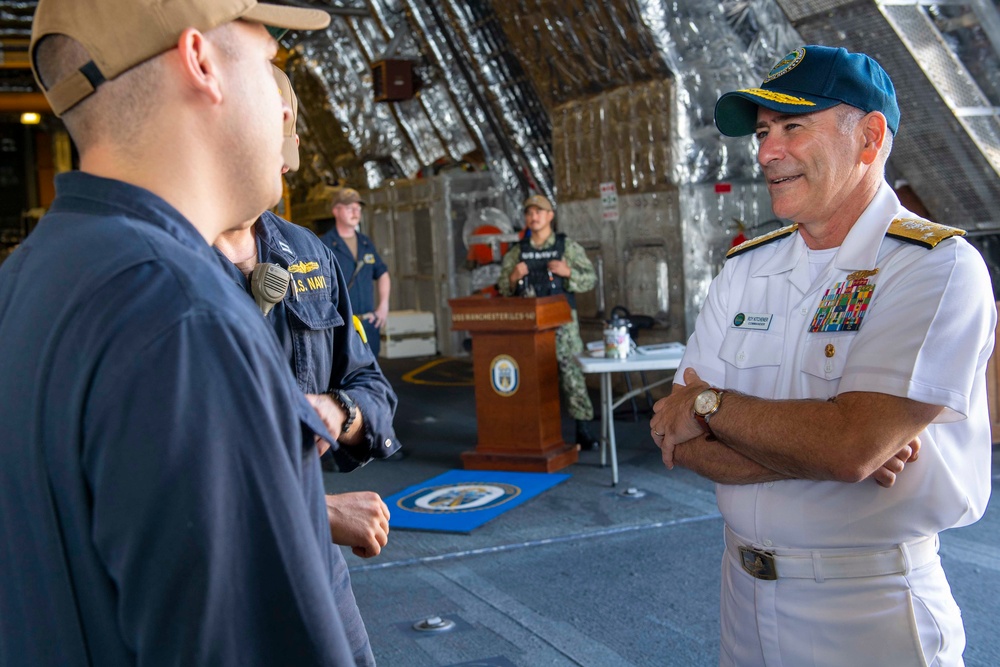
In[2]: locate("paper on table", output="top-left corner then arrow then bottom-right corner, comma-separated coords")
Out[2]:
635,341 -> 685,355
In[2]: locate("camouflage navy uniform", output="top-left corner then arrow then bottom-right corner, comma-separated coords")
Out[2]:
498,233 -> 596,420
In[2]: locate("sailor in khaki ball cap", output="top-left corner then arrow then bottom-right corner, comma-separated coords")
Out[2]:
321,187 -> 393,358
0,1 -> 375,665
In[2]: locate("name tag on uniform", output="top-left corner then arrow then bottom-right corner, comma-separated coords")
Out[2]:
731,312 -> 773,331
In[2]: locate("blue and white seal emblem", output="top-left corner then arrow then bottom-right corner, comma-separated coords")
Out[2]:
763,47 -> 806,83
490,354 -> 519,396
397,483 -> 522,513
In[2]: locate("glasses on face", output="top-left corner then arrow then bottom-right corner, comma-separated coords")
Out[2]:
339,203 -> 362,213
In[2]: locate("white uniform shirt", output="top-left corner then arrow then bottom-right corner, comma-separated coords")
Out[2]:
679,182 -> 996,549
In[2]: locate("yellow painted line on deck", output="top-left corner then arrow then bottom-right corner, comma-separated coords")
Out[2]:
401,357 -> 474,387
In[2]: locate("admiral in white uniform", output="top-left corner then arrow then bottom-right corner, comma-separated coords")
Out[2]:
650,45 -> 995,666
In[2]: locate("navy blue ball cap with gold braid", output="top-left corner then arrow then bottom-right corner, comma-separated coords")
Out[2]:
714,45 -> 899,138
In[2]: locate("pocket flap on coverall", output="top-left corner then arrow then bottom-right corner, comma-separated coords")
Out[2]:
286,297 -> 345,331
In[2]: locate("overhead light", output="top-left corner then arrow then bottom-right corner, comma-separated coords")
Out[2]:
20,112 -> 41,125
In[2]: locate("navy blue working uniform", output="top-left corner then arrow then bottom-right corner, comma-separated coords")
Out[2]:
217,211 -> 400,469
215,211 -> 399,666
321,227 -> 389,357
0,173 -> 358,666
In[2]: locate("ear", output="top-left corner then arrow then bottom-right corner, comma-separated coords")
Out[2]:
174,27 -> 224,105
860,112 -> 887,165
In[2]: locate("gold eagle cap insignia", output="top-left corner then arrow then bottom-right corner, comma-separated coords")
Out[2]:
726,223 -> 799,259
288,261 -> 320,274
886,217 -> 965,249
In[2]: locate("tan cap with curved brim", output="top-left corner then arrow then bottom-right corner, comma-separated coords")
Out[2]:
523,194 -> 553,212
272,65 -> 299,172
30,0 -> 331,117
332,188 -> 365,207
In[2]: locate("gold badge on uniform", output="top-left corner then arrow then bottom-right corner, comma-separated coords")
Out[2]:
288,261 -> 320,274
288,259 -> 328,293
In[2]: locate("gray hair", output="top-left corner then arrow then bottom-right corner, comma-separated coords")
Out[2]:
838,104 -> 894,160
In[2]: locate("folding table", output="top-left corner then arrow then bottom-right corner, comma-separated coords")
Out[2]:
574,342 -> 686,485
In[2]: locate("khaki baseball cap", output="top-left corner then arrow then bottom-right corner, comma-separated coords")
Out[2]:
30,0 -> 331,117
332,188 -> 365,207
523,194 -> 553,212
273,65 -> 299,172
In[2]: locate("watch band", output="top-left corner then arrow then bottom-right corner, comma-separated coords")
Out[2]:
694,411 -> 714,437
330,389 -> 357,435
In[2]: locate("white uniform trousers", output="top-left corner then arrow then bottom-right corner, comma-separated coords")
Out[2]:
719,529 -> 966,667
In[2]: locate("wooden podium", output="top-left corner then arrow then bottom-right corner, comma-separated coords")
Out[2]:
449,295 -> 579,472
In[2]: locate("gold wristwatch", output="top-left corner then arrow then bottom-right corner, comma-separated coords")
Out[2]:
693,388 -> 725,435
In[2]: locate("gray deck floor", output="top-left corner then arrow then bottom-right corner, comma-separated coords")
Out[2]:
324,356 -> 1000,667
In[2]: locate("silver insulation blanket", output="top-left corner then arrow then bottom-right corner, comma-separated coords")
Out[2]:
286,0 -> 802,205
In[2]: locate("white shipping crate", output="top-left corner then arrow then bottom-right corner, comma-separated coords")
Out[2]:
383,309 -> 435,336
381,336 -> 437,358
380,310 -> 436,358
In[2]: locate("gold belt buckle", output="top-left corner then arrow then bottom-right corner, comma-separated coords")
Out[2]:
739,546 -> 777,580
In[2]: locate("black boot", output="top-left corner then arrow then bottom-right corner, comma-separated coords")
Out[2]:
575,420 -> 600,451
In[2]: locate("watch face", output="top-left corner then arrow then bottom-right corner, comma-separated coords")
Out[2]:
694,389 -> 719,416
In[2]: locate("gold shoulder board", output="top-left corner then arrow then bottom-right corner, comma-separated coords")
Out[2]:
886,217 -> 965,249
726,223 -> 799,259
